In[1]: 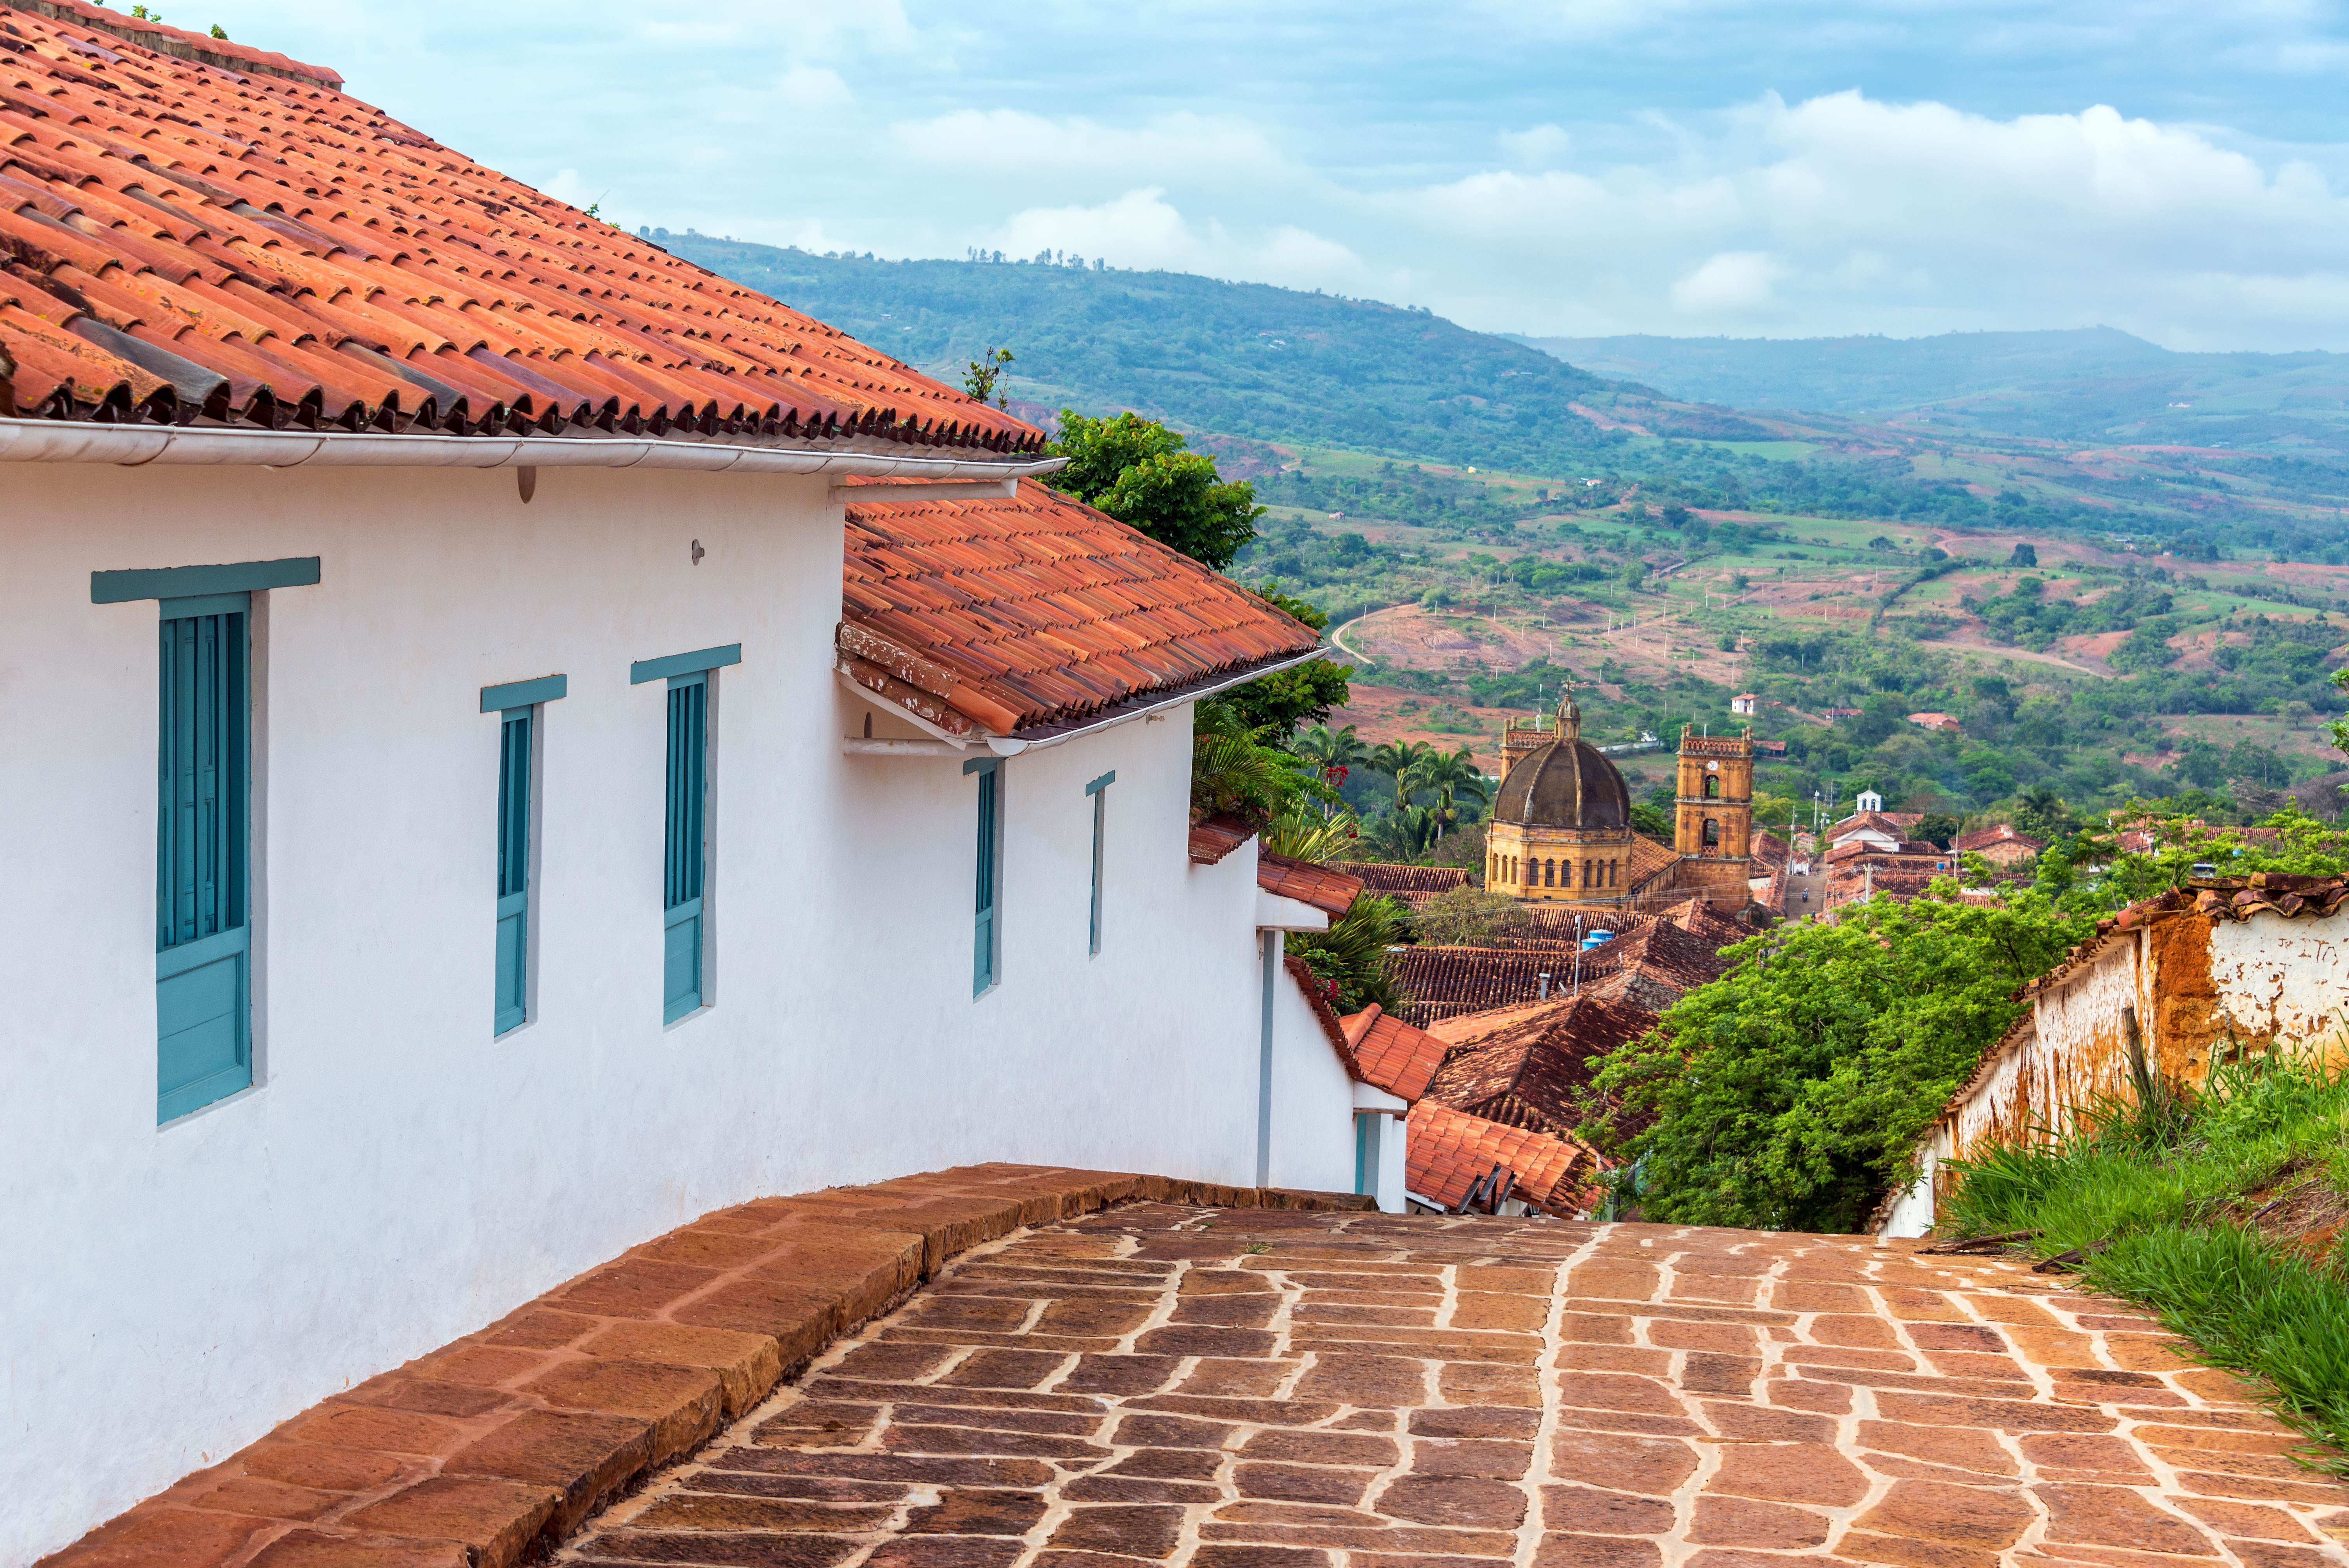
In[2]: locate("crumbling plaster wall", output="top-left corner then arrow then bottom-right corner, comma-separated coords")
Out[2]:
1884,903 -> 2349,1236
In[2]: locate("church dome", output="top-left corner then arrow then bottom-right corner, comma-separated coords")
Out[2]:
1492,699 -> 1633,830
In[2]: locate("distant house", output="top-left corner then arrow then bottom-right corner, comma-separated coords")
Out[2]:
1953,823 -> 2048,866
1825,707 -> 1864,719
1730,693 -> 1759,715
1907,711 -> 1963,733
1754,738 -> 1788,756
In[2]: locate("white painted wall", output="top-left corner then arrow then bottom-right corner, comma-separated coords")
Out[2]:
1262,962 -> 1361,1197
0,459 -> 1347,1563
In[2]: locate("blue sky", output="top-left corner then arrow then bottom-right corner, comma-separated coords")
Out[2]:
192,2 -> 2349,350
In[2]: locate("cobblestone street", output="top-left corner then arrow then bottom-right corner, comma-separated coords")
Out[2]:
566,1203 -> 2349,1568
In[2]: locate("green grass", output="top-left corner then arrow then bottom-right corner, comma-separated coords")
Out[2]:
1943,1048 -> 2349,1469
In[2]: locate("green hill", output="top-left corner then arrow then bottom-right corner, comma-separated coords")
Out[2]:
1515,328 -> 2349,454
649,230 -> 1625,478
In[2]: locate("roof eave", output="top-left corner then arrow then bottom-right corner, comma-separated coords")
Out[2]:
0,418 -> 1065,481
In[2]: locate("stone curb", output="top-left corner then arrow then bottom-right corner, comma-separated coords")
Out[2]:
38,1166 -> 1373,1568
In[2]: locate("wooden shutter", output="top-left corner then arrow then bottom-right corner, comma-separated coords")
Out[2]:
156,598 -> 250,1122
494,708 -> 531,1034
971,759 -> 999,994
663,673 -> 708,1022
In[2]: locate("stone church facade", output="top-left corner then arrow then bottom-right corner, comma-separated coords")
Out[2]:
1484,700 -> 1754,913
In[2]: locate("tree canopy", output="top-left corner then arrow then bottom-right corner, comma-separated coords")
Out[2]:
1581,888 -> 2094,1232
1048,410 -> 1265,572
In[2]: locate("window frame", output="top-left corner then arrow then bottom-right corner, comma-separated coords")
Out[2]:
1085,770 -> 1115,957
966,756 -> 1005,995
482,675 -> 565,1038
155,592 -> 253,1124
632,647 -> 738,1025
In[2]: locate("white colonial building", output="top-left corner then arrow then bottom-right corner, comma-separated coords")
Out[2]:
0,11 -> 1416,1557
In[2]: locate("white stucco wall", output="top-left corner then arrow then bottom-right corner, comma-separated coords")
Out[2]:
0,458 -> 1333,1563
1263,960 -> 1361,1197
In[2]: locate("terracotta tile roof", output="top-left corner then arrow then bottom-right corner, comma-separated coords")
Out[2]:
1574,921 -> 1730,1000
1405,1099 -> 1585,1213
1953,824 -> 2046,854
1188,815 -> 1253,866
0,6 -> 1036,449
1750,830 -> 1789,872
1256,850 -> 1365,918
841,479 -> 1321,734
1625,834 -> 1678,889
1338,1004 -> 1445,1101
1388,943 -> 1588,1028
1330,862 -> 1470,909
1422,992 -> 1657,1145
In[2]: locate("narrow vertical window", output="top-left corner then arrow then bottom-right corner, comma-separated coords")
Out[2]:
664,671 -> 709,1022
157,595 -> 250,1122
481,674 -> 565,1033
968,757 -> 1002,994
494,707 -> 532,1034
1085,770 -> 1114,957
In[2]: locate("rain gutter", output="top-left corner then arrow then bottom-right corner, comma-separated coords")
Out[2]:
0,417 -> 1068,483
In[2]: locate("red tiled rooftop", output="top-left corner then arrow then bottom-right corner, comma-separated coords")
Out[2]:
1328,861 -> 1469,909
842,479 -> 1321,734
1404,1099 -> 1583,1213
1187,815 -> 1253,866
1954,823 -> 2046,853
1338,1003 -> 1446,1100
0,7 -> 1037,447
1423,991 -> 1657,1145
1256,849 -> 1365,917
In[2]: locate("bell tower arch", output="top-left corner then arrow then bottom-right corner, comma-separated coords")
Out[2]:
1672,724 -> 1756,907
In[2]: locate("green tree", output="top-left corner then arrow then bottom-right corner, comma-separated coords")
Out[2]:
1369,739 -> 1435,810
1406,747 -> 1492,831
1048,410 -> 1264,570
2009,542 -> 2038,567
1295,724 -> 1371,785
1581,887 -> 2094,1231
1287,895 -> 1410,1013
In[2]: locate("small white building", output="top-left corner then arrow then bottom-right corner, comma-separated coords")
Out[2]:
1729,692 -> 1759,716
0,14 -> 1410,1557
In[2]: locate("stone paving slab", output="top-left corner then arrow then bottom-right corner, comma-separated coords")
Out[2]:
37,1171 -> 1368,1568
570,1206 -> 2349,1568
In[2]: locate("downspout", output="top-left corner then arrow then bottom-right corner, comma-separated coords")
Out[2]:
1257,931 -> 1276,1188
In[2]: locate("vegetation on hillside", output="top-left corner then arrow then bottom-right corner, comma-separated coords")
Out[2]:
1585,805 -> 2349,1233
1943,1048 -> 2349,1471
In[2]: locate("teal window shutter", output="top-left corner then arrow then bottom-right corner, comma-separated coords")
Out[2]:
157,597 -> 251,1122
1085,770 -> 1114,956
493,707 -> 532,1034
663,671 -> 708,1022
967,757 -> 1002,994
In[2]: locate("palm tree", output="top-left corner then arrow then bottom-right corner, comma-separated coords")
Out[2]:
1369,739 -> 1434,810
1296,723 -> 1369,784
1408,746 -> 1493,832
1366,804 -> 1442,861
1262,807 -> 1360,864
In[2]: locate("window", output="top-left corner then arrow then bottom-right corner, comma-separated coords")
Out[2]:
157,596 -> 251,1122
967,757 -> 1003,993
663,672 -> 709,1022
1085,770 -> 1114,955
1704,818 -> 1721,847
631,645 -> 738,1024
1705,776 -> 1720,798
495,706 -> 532,1033
481,675 -> 564,1036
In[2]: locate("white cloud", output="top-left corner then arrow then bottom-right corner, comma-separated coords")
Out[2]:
1499,124 -> 1573,166
1670,252 -> 1783,319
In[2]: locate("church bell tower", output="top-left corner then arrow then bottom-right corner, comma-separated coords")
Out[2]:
1672,724 -> 1755,907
